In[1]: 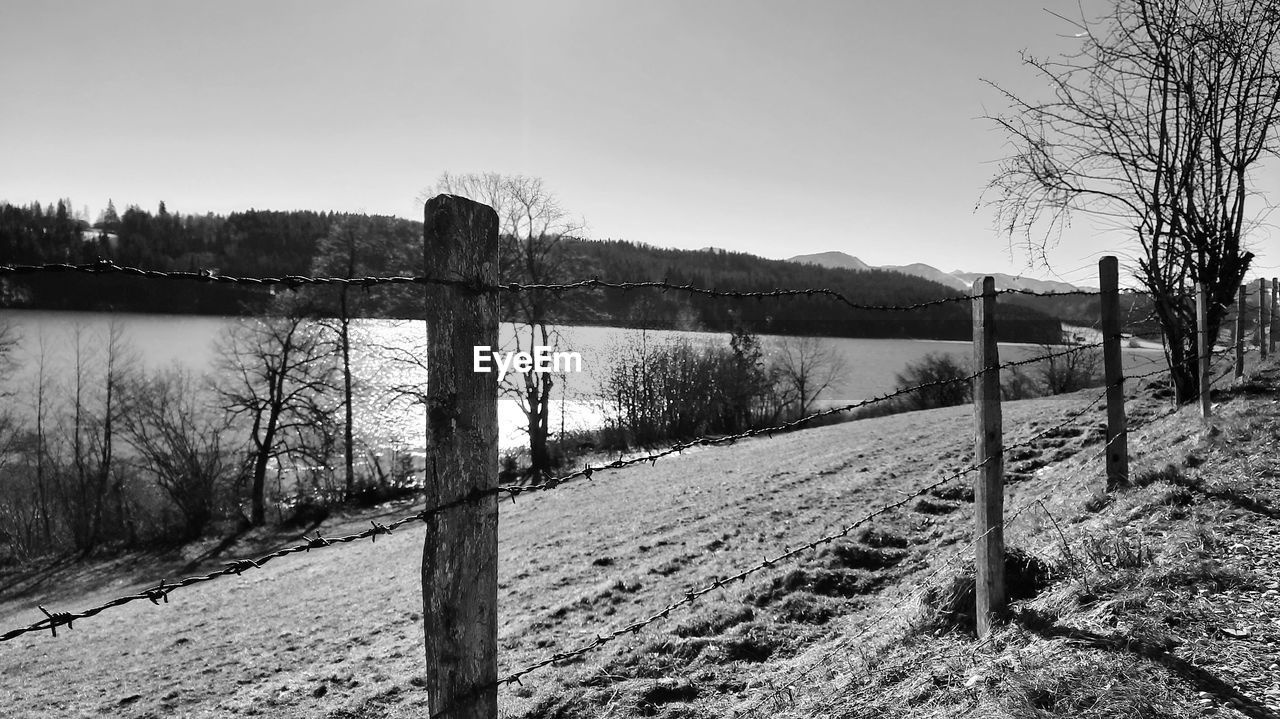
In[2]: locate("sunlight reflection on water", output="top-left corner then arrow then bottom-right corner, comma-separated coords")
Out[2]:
0,310 -> 1168,454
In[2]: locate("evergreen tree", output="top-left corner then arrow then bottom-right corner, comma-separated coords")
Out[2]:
99,199 -> 120,231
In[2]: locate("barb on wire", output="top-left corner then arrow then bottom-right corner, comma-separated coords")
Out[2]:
0,489 -> 493,643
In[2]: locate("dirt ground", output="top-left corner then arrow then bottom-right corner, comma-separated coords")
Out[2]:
0,380 -> 1261,718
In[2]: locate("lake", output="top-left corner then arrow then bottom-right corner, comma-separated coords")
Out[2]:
0,309 -> 1168,453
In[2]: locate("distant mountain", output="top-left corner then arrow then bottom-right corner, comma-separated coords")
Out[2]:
881,263 -> 969,291
786,252 -> 1082,294
788,251 -> 871,272
951,272 -> 1080,295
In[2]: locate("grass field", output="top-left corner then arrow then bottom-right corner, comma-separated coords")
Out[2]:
1,367 -> 1277,718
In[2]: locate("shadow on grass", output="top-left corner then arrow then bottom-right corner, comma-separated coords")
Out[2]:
178,524 -> 256,574
0,553 -> 81,601
1174,478 -> 1280,519
1016,609 -> 1279,719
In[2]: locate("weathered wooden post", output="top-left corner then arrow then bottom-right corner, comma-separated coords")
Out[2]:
1270,277 -> 1277,355
1197,282 -> 1212,419
1099,257 -> 1127,489
971,276 -> 1004,638
1260,278 -> 1269,362
1236,285 -> 1247,381
422,195 -> 500,719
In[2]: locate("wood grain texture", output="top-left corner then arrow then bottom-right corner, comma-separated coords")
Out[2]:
422,194 -> 500,719
971,276 -> 1004,639
1100,257 -> 1128,489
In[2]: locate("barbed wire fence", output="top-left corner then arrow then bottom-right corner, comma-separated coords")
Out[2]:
0,198 -> 1270,718
729,346 -> 1254,719
0,340 -> 1112,642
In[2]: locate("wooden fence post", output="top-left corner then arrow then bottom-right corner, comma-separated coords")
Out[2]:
1236,285 -> 1247,381
1260,278 -> 1269,362
422,195 -> 500,719
1197,282 -> 1212,419
1099,257 -> 1127,489
1270,277 -> 1277,355
971,276 -> 1004,639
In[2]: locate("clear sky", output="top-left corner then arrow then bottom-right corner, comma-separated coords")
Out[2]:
3,1 -> 1278,286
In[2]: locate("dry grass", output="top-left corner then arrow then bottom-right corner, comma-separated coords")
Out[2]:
4,374 -> 1280,718
753,366 -> 1280,718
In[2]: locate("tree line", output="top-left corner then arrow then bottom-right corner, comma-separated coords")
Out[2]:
0,199 -> 1064,345
0,302 -> 427,561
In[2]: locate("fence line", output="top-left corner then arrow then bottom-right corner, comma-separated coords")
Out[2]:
730,386 -> 1139,717
1,225 -> 1269,719
506,342 -> 1105,493
0,340 -> 1109,643
478,383 -> 1118,710
733,387 -> 1205,718
0,357 -> 1127,644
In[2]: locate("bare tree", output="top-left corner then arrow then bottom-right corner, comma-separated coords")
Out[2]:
30,329 -> 53,545
0,319 -> 28,554
772,335 -> 848,418
120,366 -> 244,539
1035,343 -> 1102,394
984,0 -> 1280,403
894,353 -> 972,411
55,321 -> 135,552
216,303 -> 336,525
309,216 -> 419,501
425,172 -> 584,480
0,317 -> 17,390
0,319 -> 24,555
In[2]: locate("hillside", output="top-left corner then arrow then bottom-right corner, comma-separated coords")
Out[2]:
556,238 -> 1062,343
0,203 -> 1064,343
2,359 -> 1276,718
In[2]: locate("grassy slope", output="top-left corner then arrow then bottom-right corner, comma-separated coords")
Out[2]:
768,371 -> 1280,719
0,366 -> 1277,718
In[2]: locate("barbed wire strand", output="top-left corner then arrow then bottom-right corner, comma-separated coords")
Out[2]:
728,388 -> 1129,717
793,347 -> 1271,716
0,488 -> 494,642
0,342 -> 1233,646
736,390 -> 1193,718
502,343 -> 1107,497
0,260 -> 1119,312
463,386 -> 1117,717
0,344 -> 1134,645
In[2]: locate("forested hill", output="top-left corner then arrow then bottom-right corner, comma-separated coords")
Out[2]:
555,239 -> 1061,343
0,202 -> 1061,343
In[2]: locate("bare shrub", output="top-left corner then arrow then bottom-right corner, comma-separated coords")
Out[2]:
120,366 -> 245,540
772,335 -> 848,418
1037,343 -> 1102,394
216,305 -> 337,526
595,329 -> 782,449
893,352 -> 972,410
